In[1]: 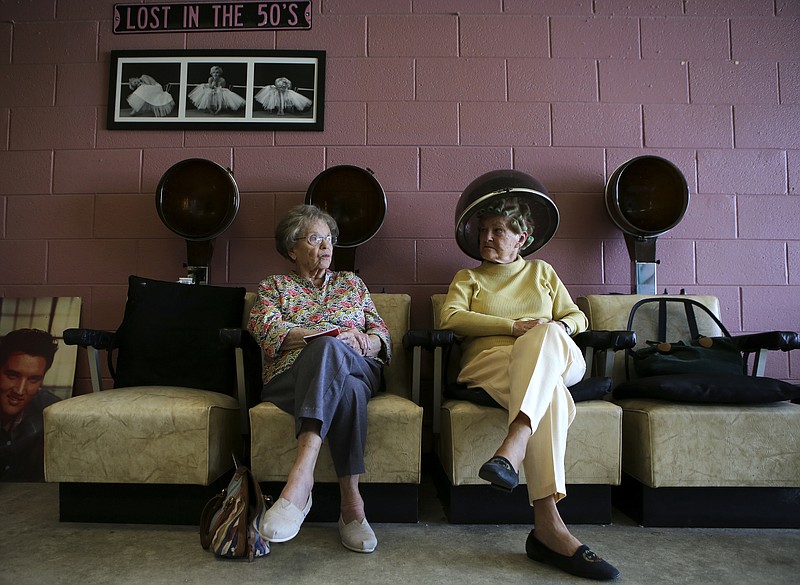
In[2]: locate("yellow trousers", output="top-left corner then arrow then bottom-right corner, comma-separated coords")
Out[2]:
457,323 -> 586,503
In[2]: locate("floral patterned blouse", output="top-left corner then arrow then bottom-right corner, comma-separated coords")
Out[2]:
247,270 -> 392,384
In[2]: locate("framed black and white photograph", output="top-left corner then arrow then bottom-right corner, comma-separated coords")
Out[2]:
107,49 -> 325,131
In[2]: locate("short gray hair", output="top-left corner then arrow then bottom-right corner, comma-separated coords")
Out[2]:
275,204 -> 339,261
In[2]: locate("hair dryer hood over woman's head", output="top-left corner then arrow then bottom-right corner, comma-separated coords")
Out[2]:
455,169 -> 559,261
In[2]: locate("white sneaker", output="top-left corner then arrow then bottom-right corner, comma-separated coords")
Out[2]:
259,494 -> 312,543
338,515 -> 377,553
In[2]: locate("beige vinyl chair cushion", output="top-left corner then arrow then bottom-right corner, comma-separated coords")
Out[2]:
250,394 -> 422,483
248,293 -> 423,484
577,294 -> 800,489
618,398 -> 800,488
438,399 -> 622,487
44,387 -> 240,485
430,293 -> 623,488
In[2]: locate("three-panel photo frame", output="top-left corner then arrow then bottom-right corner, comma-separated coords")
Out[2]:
108,49 -> 325,131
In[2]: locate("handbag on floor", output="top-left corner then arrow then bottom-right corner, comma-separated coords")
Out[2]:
200,458 -> 272,561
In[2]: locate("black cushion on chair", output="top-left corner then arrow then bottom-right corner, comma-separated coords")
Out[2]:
444,383 -> 502,407
568,377 -> 613,402
444,377 -> 613,407
613,373 -> 800,404
112,275 -> 246,395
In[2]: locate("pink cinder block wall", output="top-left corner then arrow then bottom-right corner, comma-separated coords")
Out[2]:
1,0 -> 798,393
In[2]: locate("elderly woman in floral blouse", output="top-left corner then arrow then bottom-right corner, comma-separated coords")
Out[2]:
247,204 -> 391,554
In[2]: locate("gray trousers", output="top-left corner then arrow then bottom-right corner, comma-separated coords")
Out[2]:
261,336 -> 382,477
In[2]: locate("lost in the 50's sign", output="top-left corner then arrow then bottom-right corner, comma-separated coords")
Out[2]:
113,1 -> 312,34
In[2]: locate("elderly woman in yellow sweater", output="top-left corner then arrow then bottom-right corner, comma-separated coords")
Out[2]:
440,197 -> 619,581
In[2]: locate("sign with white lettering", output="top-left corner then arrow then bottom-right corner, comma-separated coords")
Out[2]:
113,1 -> 312,34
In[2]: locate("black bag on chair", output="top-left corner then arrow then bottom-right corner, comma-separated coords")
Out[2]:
614,296 -> 800,404
632,336 -> 745,378
623,297 -> 741,380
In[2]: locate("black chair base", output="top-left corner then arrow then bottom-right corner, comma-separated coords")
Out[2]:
260,482 -> 419,523
430,457 -> 613,524
614,473 -> 800,528
57,478 -> 418,525
58,475 -> 232,525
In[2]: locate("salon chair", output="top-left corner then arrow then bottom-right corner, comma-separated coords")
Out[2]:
247,293 -> 424,523
43,276 -> 256,525
578,293 -> 800,527
403,169 -> 634,524
403,294 -> 634,524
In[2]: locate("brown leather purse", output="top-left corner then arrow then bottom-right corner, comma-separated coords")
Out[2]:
200,460 -> 272,561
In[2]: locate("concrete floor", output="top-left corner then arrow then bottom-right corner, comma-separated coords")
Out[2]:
2,479 -> 799,585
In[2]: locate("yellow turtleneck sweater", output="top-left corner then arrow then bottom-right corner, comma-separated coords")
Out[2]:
440,256 -> 588,367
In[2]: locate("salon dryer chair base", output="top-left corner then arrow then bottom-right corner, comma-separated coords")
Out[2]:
260,482 -> 419,523
57,474 -> 231,525
431,458 -> 612,525
614,474 -> 800,528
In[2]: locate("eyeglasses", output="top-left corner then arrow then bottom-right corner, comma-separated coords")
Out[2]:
297,234 -> 337,246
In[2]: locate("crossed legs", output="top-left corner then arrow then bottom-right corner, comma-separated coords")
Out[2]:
278,418 -> 365,525
493,411 -> 581,556
489,324 -> 584,555
259,338 -> 380,550
475,325 -> 619,578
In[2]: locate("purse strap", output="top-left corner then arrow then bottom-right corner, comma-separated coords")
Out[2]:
627,297 -> 732,340
199,492 -> 225,550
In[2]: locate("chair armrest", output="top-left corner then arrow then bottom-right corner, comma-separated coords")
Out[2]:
573,329 -> 636,352
572,330 -> 635,379
401,329 -> 455,434
402,328 -> 635,352
63,328 -> 116,393
732,331 -> 800,352
730,331 -> 800,377
219,327 -> 263,437
402,329 -> 455,351
219,327 -> 245,347
63,328 -> 115,350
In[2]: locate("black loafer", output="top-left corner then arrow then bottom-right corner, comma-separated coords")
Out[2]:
526,531 -> 620,581
478,456 -> 519,492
